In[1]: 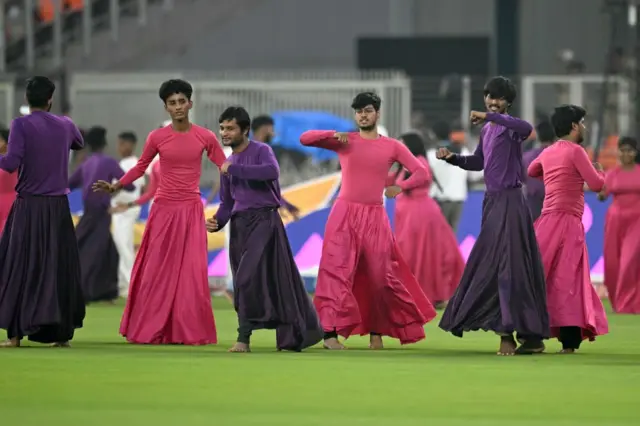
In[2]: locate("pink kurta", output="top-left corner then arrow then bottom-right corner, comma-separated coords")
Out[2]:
528,140 -> 609,343
0,170 -> 17,232
300,131 -> 436,344
392,157 -> 464,303
118,124 -> 225,345
602,165 -> 640,314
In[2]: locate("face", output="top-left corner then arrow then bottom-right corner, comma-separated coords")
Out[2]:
219,119 -> 247,147
619,144 -> 637,165
117,139 -> 134,157
572,118 -> 586,144
354,105 -> 379,131
164,93 -> 192,121
484,95 -> 508,114
255,124 -> 275,144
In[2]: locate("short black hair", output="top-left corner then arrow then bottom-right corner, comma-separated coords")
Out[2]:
400,132 -> 426,157
483,76 -> 517,105
85,126 -> 107,151
535,121 -> 556,143
551,104 -> 586,138
25,76 -> 55,108
431,120 -> 451,141
158,79 -> 193,103
618,136 -> 637,150
251,115 -> 274,133
218,106 -> 251,135
0,128 -> 8,144
351,92 -> 381,111
118,131 -> 137,144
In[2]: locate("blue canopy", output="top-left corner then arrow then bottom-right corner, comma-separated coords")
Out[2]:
270,111 -> 354,162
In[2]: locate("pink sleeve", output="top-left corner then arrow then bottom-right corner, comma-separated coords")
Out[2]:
527,156 -> 543,178
206,131 -> 226,168
120,132 -> 158,187
393,140 -> 428,191
602,170 -> 616,196
385,168 -> 402,186
300,130 -> 344,152
135,163 -> 159,205
418,157 -> 434,187
573,146 -> 605,192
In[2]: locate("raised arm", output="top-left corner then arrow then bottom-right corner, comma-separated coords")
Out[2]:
119,133 -> 158,187
446,137 -> 485,171
227,145 -> 279,181
393,141 -> 428,191
573,146 -> 605,192
111,160 -> 135,192
214,174 -> 234,230
300,130 -> 345,152
205,131 -> 226,168
527,157 -> 543,179
0,120 -> 25,173
485,113 -> 533,140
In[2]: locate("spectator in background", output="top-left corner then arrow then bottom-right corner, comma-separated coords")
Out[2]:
427,120 -> 482,233
522,121 -> 556,221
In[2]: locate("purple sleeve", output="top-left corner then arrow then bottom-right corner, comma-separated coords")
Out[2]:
446,136 -> 485,171
485,113 -> 533,140
65,117 -> 84,151
112,159 -> 135,192
214,174 -> 234,230
226,145 -> 279,181
0,119 -> 26,173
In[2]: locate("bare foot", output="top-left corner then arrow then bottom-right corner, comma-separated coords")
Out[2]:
323,337 -> 346,350
0,338 -> 20,348
369,334 -> 384,350
228,342 -> 250,353
497,336 -> 516,356
51,341 -> 70,348
558,348 -> 576,354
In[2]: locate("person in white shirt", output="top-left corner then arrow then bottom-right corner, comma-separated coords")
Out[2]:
427,121 -> 483,232
110,131 -> 145,297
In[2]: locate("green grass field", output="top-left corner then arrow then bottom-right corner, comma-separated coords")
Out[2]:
1,298 -> 638,426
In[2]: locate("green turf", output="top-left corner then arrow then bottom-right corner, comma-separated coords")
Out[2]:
1,298 -> 638,426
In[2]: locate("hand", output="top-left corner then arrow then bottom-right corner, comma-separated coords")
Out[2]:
333,132 -> 349,144
220,162 -> 231,174
597,190 -> 607,201
470,110 -> 487,125
205,217 -> 219,232
92,180 -> 118,194
108,203 -> 130,214
384,185 -> 402,198
593,162 -> 604,172
436,147 -> 454,160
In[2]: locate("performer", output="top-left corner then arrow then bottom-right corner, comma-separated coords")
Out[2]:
528,105 -> 608,353
110,131 -> 145,298
522,121 -> 555,221
93,79 -> 225,345
437,76 -> 549,356
390,131 -> 464,308
600,136 -> 640,314
0,76 -> 85,347
70,126 -> 134,304
300,92 -> 436,350
0,128 -> 17,234
207,106 -> 322,353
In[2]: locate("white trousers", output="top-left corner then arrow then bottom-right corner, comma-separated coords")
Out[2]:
111,207 -> 141,297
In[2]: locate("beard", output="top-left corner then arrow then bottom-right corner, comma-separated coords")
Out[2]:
263,134 -> 273,144
224,137 -> 245,148
358,123 -> 376,131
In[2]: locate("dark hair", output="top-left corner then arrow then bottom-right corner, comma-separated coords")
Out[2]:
618,136 -> 637,150
158,79 -> 193,103
535,121 -> 556,143
85,126 -> 107,152
25,76 -> 55,108
483,76 -> 517,105
431,120 -> 451,141
118,131 -> 137,144
551,105 -> 586,138
400,132 -> 426,157
218,106 -> 251,135
351,92 -> 381,111
251,115 -> 274,133
0,128 -> 8,144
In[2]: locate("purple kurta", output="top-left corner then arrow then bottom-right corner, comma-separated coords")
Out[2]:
439,113 -> 550,341
69,153 -> 132,210
214,140 -> 322,352
0,111 -> 83,195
